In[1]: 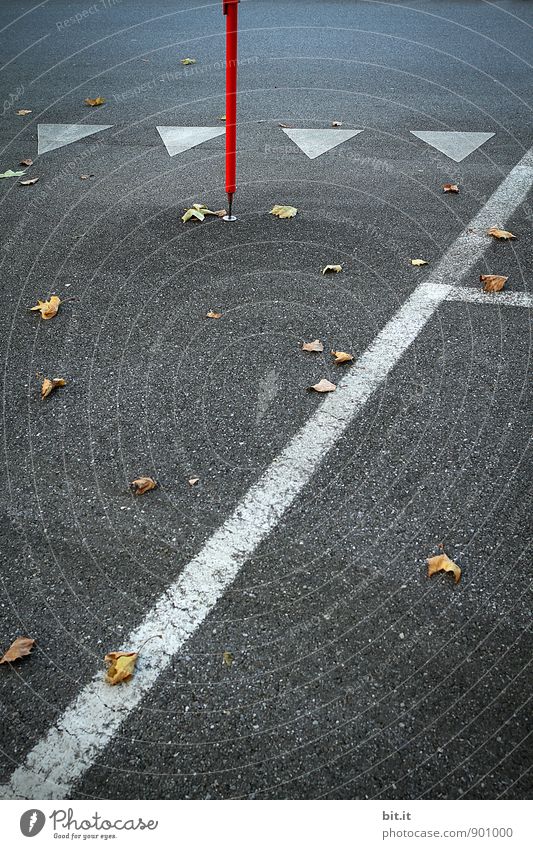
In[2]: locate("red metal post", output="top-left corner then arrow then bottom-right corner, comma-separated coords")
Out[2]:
223,0 -> 239,220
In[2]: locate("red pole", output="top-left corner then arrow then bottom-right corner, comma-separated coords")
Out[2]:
223,0 -> 239,220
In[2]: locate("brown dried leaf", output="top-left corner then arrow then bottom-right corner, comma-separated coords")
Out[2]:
104,651 -> 138,685
19,158 -> 33,167
331,121 -> 343,128
41,377 -> 66,399
270,204 -> 297,219
322,264 -> 342,274
487,227 -> 516,240
0,637 -> 35,664
188,477 -> 200,486
19,177 -> 39,186
480,274 -> 508,293
30,295 -> 61,320
331,350 -> 354,365
16,109 -> 32,116
84,97 -> 105,107
427,552 -> 461,584
222,650 -> 234,667
80,174 -> 94,180
302,339 -> 324,353
410,258 -> 428,267
443,183 -> 459,193
206,310 -> 222,319
309,379 -> 336,393
130,476 -> 157,495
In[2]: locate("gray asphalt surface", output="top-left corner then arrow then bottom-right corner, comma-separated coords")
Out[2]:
0,0 -> 531,800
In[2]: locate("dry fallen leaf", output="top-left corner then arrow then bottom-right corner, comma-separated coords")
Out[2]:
427,552 -> 461,584
104,651 -> 138,685
480,274 -> 508,293
16,109 -> 32,116
487,227 -> 516,240
331,121 -> 343,127
19,158 -> 33,167
188,477 -> 200,486
80,174 -> 94,180
130,476 -> 158,495
222,650 -> 234,667
218,115 -> 226,121
19,177 -> 39,186
84,96 -> 105,107
411,259 -> 428,267
41,377 -> 66,399
182,203 -> 224,222
270,204 -> 297,219
443,183 -> 459,193
322,264 -> 342,275
309,379 -> 336,393
0,169 -> 26,179
181,58 -> 196,65
302,339 -> 324,353
331,350 -> 354,365
0,637 -> 35,664
278,122 -> 290,128
30,295 -> 61,320
206,310 -> 222,319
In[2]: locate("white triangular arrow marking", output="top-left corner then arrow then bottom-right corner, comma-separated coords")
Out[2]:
410,131 -> 494,163
281,128 -> 363,160
156,126 -> 225,157
37,124 -> 112,155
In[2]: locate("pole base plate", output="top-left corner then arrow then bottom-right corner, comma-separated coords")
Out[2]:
223,214 -> 237,222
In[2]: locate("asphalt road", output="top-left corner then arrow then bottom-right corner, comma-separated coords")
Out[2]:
0,0 -> 531,800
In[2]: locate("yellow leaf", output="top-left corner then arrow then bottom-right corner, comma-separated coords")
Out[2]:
181,58 -> 196,65
480,274 -> 508,293
309,379 -> 336,393
270,205 -> 297,219
443,183 -> 459,193
427,553 -> 461,584
331,350 -> 353,365
84,97 -> 105,107
487,227 -> 516,240
223,650 -> 234,667
410,259 -> 428,266
301,339 -> 324,352
16,109 -> 32,116
0,636 -> 35,664
104,651 -> 138,685
41,377 -> 66,399
30,295 -> 61,320
322,264 -> 342,274
206,310 -> 222,319
130,476 -> 157,495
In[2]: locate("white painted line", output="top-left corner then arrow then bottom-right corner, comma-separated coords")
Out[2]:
2,146 -> 532,801
156,125 -> 225,157
282,127 -> 363,159
410,131 -> 495,162
445,286 -> 533,309
37,124 -> 112,155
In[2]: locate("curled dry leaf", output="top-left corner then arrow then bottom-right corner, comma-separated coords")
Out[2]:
80,174 -> 94,180
19,177 -> 39,186
322,264 -> 342,274
206,310 -> 222,319
222,650 -> 234,667
427,552 -> 461,584
30,295 -> 61,320
411,259 -> 428,267
270,204 -> 297,219
181,58 -> 196,65
20,158 -> 33,167
130,476 -> 158,495
487,227 -> 516,240
480,274 -> 508,293
104,651 -> 138,685
331,121 -> 343,127
331,350 -> 354,365
443,183 -> 459,193
0,636 -> 35,664
16,109 -> 32,116
188,477 -> 200,486
0,169 -> 26,179
84,97 -> 105,107
302,339 -> 324,353
182,203 -> 224,223
309,379 -> 336,393
218,115 -> 226,121
41,377 -> 66,399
